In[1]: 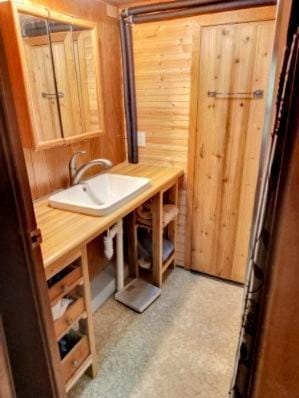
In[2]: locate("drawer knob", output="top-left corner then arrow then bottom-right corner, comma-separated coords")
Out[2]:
72,360 -> 79,368
66,318 -> 73,326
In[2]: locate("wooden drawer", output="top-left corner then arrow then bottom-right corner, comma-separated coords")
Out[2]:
48,265 -> 82,305
61,335 -> 90,383
54,298 -> 86,341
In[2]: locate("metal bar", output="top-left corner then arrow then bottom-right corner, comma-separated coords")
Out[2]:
132,0 -> 276,23
41,92 -> 64,99
208,89 -> 264,98
120,17 -> 134,163
122,0 -> 275,17
125,22 -> 139,163
121,0 -> 223,17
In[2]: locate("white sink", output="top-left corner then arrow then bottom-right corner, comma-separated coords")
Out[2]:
49,173 -> 151,216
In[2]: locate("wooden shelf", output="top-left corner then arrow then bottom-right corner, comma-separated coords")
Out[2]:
136,214 -> 177,231
162,252 -> 175,274
130,181 -> 179,288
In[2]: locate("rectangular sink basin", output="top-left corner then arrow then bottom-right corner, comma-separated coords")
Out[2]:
49,173 -> 151,216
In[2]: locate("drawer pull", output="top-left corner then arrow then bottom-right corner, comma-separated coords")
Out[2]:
66,317 -> 73,326
72,360 -> 79,368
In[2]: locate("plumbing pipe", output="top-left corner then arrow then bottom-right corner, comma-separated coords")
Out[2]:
125,22 -> 139,163
120,17 -> 134,163
122,0 -> 276,18
132,0 -> 277,23
121,0 -> 224,17
120,18 -> 139,163
116,220 -> 124,292
103,220 -> 124,292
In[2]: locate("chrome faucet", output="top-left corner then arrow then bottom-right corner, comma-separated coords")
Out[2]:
69,151 -> 113,185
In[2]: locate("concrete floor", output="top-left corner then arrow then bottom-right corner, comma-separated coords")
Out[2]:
70,268 -> 243,398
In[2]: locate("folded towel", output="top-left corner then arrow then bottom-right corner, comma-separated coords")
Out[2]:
51,297 -> 74,321
136,202 -> 152,220
137,203 -> 178,227
163,204 -> 179,226
138,257 -> 152,270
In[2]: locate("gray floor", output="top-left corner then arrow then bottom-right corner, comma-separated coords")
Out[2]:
70,268 -> 243,398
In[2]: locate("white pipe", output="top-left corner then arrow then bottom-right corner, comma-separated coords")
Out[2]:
103,220 -> 124,292
116,220 -> 124,292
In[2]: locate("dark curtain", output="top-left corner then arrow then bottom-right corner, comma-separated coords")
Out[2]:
229,9 -> 299,398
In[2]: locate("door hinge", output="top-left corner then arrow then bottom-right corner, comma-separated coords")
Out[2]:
30,228 -> 42,249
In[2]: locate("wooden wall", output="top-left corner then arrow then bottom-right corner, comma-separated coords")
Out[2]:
132,6 -> 276,266
133,18 -> 192,265
253,108 -> 299,397
18,0 -> 126,199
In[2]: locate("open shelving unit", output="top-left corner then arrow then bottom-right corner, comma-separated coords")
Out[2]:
46,248 -> 96,392
128,180 -> 179,288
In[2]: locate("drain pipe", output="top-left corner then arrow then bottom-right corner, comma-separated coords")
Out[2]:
104,220 -> 124,292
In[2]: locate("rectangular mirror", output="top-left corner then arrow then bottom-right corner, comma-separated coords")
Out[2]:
16,10 -> 104,149
48,20 -> 83,138
71,26 -> 102,134
19,13 -> 62,143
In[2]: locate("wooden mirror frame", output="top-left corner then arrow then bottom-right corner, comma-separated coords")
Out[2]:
0,1 -> 105,150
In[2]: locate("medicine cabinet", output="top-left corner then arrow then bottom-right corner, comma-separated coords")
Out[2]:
0,2 -> 105,149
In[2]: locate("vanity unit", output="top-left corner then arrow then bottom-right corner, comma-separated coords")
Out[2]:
35,163 -> 183,391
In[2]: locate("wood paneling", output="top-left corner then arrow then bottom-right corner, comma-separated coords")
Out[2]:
133,18 -> 192,265
253,132 -> 299,394
132,6 -> 276,267
16,0 -> 126,199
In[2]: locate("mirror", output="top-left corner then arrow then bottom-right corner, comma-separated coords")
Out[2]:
71,25 -> 102,134
48,20 -> 83,137
17,13 -> 103,147
19,13 -> 62,143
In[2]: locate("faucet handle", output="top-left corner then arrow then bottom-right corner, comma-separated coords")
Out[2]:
69,150 -> 86,183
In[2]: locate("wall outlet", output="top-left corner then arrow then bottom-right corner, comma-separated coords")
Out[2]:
138,131 -> 146,147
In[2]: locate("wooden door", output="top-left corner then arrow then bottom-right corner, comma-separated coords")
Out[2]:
191,20 -> 275,282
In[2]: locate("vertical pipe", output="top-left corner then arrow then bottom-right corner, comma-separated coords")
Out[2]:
120,17 -> 133,163
121,0 -> 225,17
132,0 -> 276,23
124,22 -> 139,163
116,220 -> 124,292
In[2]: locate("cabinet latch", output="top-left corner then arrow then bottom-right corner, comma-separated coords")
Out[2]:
30,228 -> 42,248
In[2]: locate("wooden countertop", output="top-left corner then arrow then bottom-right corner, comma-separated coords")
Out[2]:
34,163 -> 183,272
